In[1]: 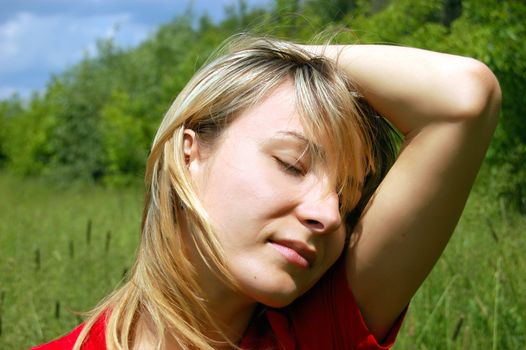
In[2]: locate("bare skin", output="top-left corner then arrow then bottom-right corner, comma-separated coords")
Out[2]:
308,45 -> 501,339
133,44 -> 501,348
134,82 -> 345,349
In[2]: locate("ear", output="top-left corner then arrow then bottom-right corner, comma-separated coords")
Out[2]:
183,129 -> 201,172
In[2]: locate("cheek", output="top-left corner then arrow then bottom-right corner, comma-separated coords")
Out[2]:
202,150 -> 295,218
196,149 -> 276,232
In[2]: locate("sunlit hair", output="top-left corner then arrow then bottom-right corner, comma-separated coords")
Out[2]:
74,34 -> 398,350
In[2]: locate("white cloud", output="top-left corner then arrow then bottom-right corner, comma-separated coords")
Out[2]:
0,0 -> 274,99
0,12 -> 152,73
0,11 -> 154,98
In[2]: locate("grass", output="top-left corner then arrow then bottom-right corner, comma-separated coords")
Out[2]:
393,176 -> 526,349
0,172 -> 524,349
0,173 -> 143,348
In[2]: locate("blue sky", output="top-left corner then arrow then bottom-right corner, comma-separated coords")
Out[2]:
0,0 -> 273,100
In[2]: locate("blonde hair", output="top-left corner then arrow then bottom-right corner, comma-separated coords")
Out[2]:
74,34 -> 398,350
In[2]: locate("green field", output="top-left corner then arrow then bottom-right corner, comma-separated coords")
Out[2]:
0,172 -> 524,349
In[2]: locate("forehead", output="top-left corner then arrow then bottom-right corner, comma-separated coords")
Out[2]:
227,80 -> 304,140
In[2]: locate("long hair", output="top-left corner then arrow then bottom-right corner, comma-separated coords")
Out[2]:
74,34 -> 399,350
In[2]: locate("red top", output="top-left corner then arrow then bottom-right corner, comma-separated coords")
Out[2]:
32,258 -> 405,350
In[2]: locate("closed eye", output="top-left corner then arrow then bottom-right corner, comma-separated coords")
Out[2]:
274,157 -> 305,176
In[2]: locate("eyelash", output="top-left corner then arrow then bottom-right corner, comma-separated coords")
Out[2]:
274,157 -> 305,176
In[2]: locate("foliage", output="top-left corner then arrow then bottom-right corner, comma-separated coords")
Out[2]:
99,90 -> 149,186
1,1 -> 525,348
2,93 -> 56,175
0,96 -> 23,166
0,0 -> 524,208
321,0 -> 526,212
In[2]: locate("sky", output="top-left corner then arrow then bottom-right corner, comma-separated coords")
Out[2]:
0,0 -> 273,100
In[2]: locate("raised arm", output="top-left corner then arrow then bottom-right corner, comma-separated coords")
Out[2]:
308,44 -> 501,340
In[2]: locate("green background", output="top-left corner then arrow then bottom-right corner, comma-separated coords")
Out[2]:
1,0 -> 525,348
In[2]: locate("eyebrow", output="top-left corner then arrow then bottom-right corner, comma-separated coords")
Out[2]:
274,131 -> 325,158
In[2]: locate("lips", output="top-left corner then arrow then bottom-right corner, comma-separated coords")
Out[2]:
268,239 -> 317,269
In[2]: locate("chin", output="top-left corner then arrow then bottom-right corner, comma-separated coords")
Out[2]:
242,273 -> 311,309
229,256 -> 320,308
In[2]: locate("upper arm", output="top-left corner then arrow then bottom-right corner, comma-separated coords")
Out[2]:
344,60 -> 501,340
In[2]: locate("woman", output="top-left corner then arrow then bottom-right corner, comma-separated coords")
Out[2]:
33,35 -> 501,349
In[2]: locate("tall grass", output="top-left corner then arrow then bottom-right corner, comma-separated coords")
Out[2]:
0,172 -> 524,349
393,171 -> 526,349
0,173 -> 142,348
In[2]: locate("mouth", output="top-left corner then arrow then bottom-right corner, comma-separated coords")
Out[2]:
268,239 -> 317,269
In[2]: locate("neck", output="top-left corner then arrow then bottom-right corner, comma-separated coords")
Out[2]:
191,246 -> 258,347
132,274 -> 257,350
133,219 -> 258,349
182,215 -> 259,346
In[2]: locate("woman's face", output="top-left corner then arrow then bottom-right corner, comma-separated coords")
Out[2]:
186,80 -> 346,308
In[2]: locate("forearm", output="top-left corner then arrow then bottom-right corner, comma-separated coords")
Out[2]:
302,43 -> 501,339
305,44 -> 501,136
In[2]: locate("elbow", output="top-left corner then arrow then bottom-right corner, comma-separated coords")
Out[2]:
452,58 -> 501,125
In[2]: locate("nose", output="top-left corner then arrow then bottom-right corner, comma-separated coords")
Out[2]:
295,178 -> 342,234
